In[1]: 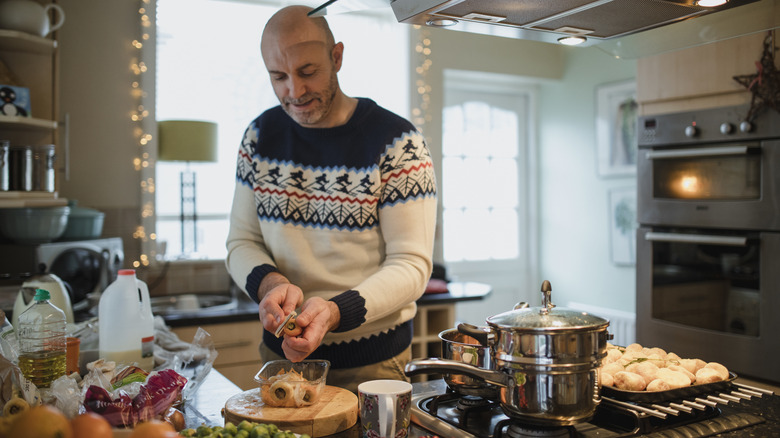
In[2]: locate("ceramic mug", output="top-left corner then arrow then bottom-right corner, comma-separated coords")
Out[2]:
358,379 -> 412,438
0,0 -> 65,37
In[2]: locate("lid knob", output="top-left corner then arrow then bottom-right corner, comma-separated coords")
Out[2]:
540,280 -> 555,315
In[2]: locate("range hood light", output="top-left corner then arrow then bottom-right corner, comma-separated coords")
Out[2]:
557,35 -> 587,46
426,17 -> 458,27
697,0 -> 728,6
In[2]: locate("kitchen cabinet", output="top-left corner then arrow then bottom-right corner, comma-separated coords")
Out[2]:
172,320 -> 263,391
0,29 -> 58,146
637,32 -> 763,115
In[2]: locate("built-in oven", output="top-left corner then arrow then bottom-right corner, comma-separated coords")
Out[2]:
636,104 -> 780,384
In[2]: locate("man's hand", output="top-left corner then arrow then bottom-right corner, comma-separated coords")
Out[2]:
281,298 -> 340,362
257,273 -> 303,335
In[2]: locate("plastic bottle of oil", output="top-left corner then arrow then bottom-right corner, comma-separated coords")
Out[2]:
16,289 -> 67,388
98,269 -> 155,372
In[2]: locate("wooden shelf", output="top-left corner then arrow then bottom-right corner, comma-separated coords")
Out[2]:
0,29 -> 56,54
0,116 -> 57,131
411,303 -> 455,382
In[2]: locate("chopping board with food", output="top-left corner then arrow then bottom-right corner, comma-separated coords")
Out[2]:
224,385 -> 358,437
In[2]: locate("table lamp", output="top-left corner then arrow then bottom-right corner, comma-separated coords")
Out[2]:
157,120 -> 218,255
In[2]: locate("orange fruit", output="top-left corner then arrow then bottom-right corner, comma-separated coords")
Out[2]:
7,404 -> 73,438
70,412 -> 112,438
128,419 -> 178,438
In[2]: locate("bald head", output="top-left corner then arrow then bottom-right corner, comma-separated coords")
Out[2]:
259,5 -> 355,128
261,5 -> 335,56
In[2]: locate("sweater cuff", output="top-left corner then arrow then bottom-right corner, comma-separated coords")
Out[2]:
329,290 -> 366,332
245,264 -> 280,304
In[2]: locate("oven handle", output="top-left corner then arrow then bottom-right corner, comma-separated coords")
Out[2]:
645,145 -> 757,160
644,232 -> 748,247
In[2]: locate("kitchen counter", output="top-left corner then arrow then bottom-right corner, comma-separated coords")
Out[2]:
183,373 -> 780,437
161,281 -> 492,328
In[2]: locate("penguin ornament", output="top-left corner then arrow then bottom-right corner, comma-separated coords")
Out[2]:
0,86 -> 28,117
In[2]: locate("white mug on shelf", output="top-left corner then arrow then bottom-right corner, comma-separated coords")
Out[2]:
0,0 -> 65,37
358,379 -> 412,438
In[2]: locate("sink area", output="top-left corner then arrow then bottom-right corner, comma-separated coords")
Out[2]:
150,293 -> 238,316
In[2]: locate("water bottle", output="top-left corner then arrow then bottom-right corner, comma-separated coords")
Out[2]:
15,289 -> 67,388
98,269 -> 155,372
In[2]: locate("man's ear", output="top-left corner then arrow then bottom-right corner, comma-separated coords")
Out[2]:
332,42 -> 345,71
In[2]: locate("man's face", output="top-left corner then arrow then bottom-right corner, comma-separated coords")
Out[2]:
263,41 -> 340,128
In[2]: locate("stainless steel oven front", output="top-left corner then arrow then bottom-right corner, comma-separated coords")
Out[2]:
637,105 -> 780,230
636,226 -> 779,382
636,105 -> 780,383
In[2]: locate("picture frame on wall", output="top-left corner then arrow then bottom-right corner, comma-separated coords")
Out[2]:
595,80 -> 638,177
608,186 -> 637,266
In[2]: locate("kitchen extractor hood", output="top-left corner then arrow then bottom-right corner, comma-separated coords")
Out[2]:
310,0 -> 763,49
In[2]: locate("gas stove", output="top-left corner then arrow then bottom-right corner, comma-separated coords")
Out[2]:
410,379 -> 778,438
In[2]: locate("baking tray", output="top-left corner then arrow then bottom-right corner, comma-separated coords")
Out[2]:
600,372 -> 738,403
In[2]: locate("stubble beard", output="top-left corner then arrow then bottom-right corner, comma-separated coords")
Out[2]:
282,74 -> 339,127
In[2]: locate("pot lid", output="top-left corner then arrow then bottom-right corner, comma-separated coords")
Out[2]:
486,280 -> 609,330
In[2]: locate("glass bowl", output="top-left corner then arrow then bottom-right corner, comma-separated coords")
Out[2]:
254,359 -> 330,407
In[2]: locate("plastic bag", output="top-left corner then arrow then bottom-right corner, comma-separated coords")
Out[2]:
83,368 -> 187,427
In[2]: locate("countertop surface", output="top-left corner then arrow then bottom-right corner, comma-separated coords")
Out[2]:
162,281 -> 492,328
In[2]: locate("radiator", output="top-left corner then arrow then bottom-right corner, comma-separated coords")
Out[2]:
567,302 -> 636,347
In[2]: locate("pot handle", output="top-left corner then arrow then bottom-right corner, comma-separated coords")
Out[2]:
404,358 -> 508,387
457,322 -> 491,347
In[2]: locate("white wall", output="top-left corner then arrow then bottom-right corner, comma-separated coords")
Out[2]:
538,47 -> 637,314
411,27 -> 638,322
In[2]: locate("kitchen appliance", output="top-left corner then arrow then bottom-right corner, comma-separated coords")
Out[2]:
0,237 -> 124,317
409,377 -> 777,437
12,272 -> 73,328
636,104 -> 780,383
310,0 -> 758,47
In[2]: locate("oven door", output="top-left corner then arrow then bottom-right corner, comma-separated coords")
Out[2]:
636,226 -> 780,382
637,139 -> 780,231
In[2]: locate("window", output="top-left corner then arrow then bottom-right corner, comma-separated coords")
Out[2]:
154,0 -> 409,259
442,70 -> 538,295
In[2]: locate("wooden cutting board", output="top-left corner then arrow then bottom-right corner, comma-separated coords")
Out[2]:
224,385 -> 358,437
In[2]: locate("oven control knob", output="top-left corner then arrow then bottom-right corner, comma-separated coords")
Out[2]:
720,123 -> 734,135
684,125 -> 699,138
740,121 -> 753,133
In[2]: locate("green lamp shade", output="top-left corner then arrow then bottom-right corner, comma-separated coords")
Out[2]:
158,120 -> 218,162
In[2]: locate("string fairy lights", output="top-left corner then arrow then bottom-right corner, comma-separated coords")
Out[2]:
412,25 -> 433,130
131,0 -> 156,268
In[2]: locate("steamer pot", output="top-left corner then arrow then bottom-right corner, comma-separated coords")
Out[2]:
406,280 -> 611,426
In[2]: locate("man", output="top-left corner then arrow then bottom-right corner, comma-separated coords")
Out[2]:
225,5 -> 437,392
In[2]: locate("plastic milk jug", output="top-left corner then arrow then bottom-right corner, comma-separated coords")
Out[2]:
98,269 -> 155,372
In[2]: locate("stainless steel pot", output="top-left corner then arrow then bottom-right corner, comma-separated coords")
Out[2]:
406,280 -> 610,426
438,328 -> 498,399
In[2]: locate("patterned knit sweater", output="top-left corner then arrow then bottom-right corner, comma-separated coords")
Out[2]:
226,98 -> 437,369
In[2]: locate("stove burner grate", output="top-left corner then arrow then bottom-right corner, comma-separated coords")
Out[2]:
498,419 -> 576,438
412,381 -> 773,438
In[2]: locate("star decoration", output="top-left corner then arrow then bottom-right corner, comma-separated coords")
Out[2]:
733,30 -> 780,123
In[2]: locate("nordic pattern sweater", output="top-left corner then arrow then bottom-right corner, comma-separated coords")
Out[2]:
226,98 -> 437,369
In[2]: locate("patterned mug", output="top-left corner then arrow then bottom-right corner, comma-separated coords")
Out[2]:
358,379 -> 412,438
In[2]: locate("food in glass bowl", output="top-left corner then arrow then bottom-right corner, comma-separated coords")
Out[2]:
254,360 -> 330,407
